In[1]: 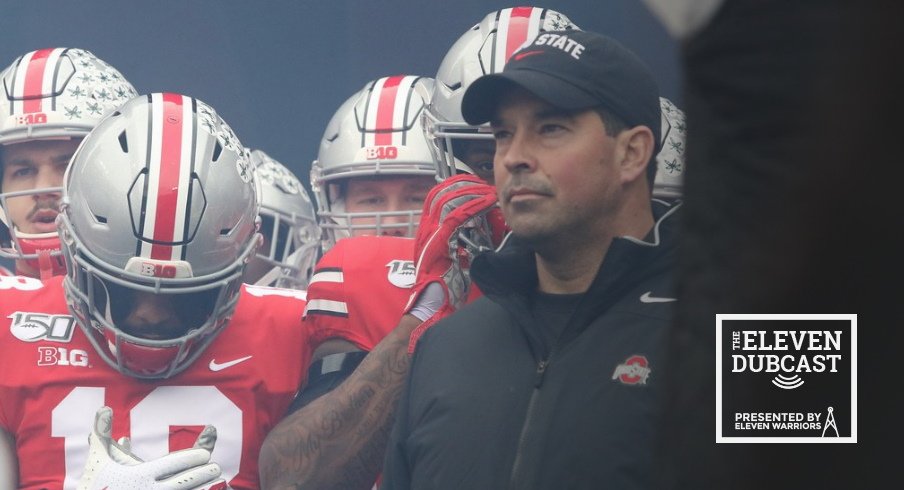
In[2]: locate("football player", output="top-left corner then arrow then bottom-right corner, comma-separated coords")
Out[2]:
255,76 -> 444,488
423,7 -> 579,184
260,175 -> 504,489
0,48 -> 137,279
242,149 -> 320,290
301,74 -> 445,391
0,93 -> 311,489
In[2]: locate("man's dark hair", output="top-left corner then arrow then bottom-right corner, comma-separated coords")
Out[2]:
594,106 -> 657,190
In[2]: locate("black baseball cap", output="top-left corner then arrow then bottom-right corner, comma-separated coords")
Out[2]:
461,29 -> 661,150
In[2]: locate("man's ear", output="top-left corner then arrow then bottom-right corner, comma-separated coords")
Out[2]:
616,125 -> 655,185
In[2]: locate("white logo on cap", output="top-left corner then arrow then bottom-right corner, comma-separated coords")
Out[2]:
533,33 -> 585,60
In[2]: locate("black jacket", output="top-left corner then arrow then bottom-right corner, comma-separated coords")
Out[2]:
382,201 -> 680,490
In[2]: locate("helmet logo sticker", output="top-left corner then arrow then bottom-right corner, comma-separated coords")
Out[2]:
365,146 -> 398,160
236,153 -> 252,184
15,113 -> 47,125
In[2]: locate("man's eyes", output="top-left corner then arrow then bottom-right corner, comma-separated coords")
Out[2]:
11,166 -> 36,178
539,123 -> 567,134
355,196 -> 384,205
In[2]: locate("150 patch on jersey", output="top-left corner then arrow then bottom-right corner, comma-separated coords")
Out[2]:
386,259 -> 415,288
8,311 -> 77,342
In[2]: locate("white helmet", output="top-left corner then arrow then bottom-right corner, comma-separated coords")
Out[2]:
0,47 -> 137,273
654,97 -> 686,200
246,149 -> 319,289
311,75 -> 437,251
59,93 -> 259,379
424,7 -> 579,181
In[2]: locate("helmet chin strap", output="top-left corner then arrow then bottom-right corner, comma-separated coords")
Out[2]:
36,249 -> 55,281
10,228 -> 67,278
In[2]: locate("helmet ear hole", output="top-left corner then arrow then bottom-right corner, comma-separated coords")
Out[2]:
118,131 -> 129,153
212,141 -> 223,162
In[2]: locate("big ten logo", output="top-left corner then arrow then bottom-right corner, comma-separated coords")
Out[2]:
37,346 -> 90,367
365,146 -> 398,160
16,112 -> 48,125
139,262 -> 177,278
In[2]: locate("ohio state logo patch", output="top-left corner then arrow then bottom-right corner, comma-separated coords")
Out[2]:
611,355 -> 651,385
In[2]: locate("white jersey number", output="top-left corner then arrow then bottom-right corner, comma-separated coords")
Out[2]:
0,275 -> 43,291
52,386 -> 242,489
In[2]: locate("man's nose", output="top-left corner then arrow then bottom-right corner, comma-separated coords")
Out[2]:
123,293 -> 179,334
498,132 -> 536,174
379,210 -> 415,237
33,167 -> 64,197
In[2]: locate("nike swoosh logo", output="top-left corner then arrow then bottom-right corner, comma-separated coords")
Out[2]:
513,49 -> 544,61
209,355 -> 253,371
640,292 -> 677,303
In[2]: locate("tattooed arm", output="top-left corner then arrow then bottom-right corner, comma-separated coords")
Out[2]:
258,314 -> 421,490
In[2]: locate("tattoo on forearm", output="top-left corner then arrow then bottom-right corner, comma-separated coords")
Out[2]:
259,321 -> 416,490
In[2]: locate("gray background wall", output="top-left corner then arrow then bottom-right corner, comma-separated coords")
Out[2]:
0,0 -> 680,187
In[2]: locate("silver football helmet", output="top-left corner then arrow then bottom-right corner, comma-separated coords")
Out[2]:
246,149 -> 319,289
0,47 -> 137,273
311,75 -> 437,251
425,7 -> 578,182
58,93 -> 260,379
654,97 -> 687,200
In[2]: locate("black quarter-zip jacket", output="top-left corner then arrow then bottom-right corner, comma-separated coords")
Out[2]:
382,201 -> 680,490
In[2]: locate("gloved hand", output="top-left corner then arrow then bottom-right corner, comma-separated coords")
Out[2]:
77,406 -> 227,490
406,174 -> 507,353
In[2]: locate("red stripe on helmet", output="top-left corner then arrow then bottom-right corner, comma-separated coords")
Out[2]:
22,48 -> 54,114
374,76 -> 404,146
150,93 -> 184,260
505,7 -> 534,63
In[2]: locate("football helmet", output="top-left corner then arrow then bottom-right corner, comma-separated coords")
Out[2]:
654,97 -> 687,200
58,93 -> 260,379
311,75 -> 437,251
246,149 -> 319,289
0,47 -> 137,274
425,7 -> 578,182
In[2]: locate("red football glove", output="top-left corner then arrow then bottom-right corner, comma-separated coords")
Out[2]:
406,175 -> 507,353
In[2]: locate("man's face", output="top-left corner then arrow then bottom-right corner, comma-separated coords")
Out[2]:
451,139 -> 496,184
343,175 -> 435,237
109,285 -> 219,341
491,88 -> 622,244
1,138 -> 81,234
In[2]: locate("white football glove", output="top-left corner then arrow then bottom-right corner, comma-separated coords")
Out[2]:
77,406 -> 227,490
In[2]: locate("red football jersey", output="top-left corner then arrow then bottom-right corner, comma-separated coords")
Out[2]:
305,236 -> 415,351
0,275 -> 310,489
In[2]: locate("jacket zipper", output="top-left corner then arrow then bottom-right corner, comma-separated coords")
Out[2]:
508,357 -> 550,489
